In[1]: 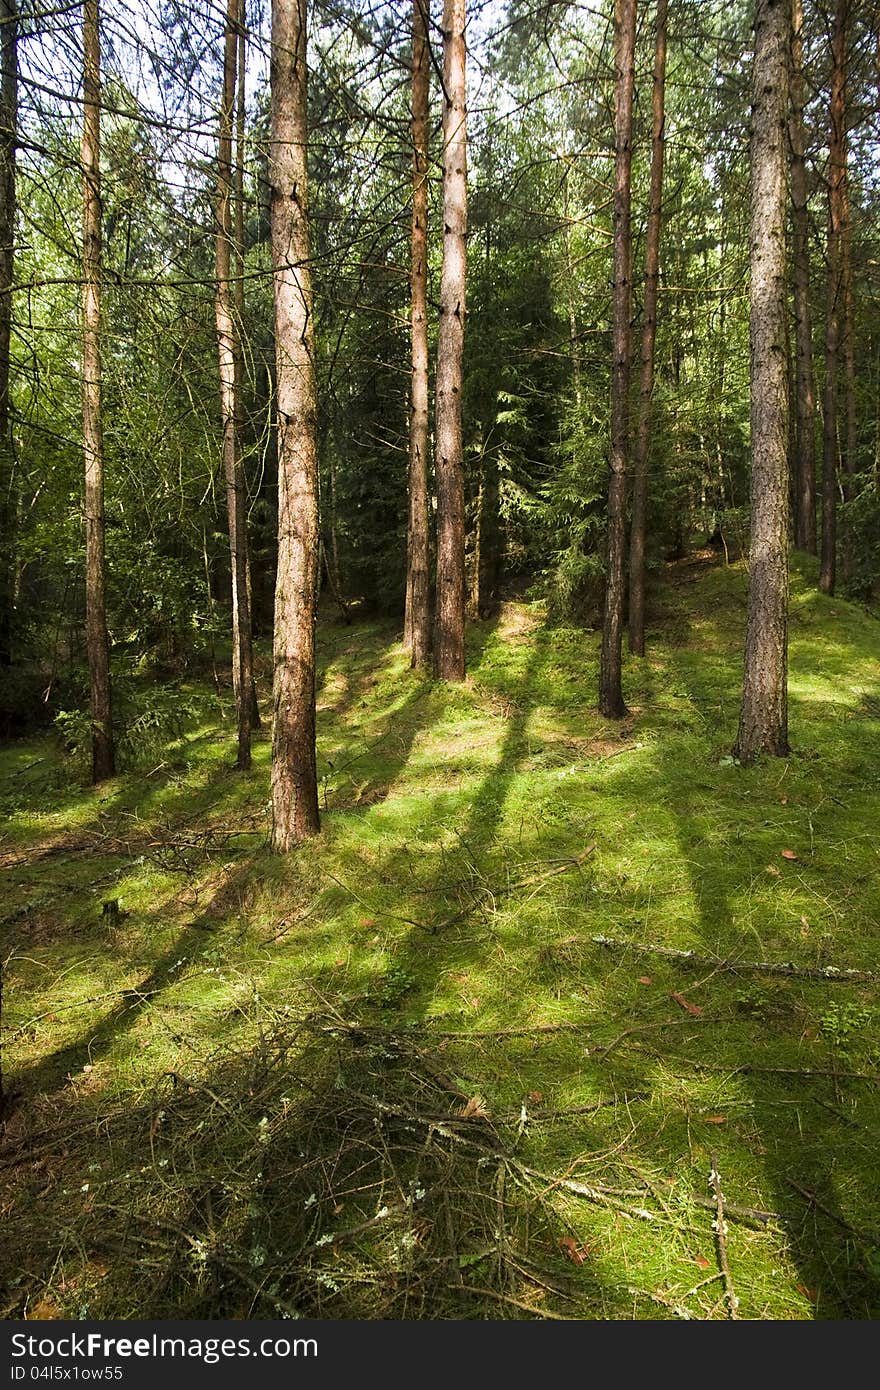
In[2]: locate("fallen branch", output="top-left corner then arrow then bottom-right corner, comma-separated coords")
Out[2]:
512,1161 -> 677,1226
501,1092 -> 650,1124
690,1195 -> 779,1228
591,934 -> 877,984
506,844 -> 596,893
631,1046 -> 880,1082
709,1155 -> 739,1319
131,1214 -> 304,1319
454,1283 -> 568,1319
427,1021 -> 589,1040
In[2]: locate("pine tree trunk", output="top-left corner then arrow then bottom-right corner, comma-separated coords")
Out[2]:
269,0 -> 320,850
235,0 -> 261,728
789,0 -> 817,553
0,0 -> 16,668
561,152 -> 582,409
839,157 -> 856,585
628,0 -> 667,658
474,441 -> 500,618
216,0 -> 255,770
819,0 -> 847,596
734,0 -> 790,763
433,0 -> 467,683
404,0 -> 431,669
599,0 -> 636,717
82,0 -> 114,783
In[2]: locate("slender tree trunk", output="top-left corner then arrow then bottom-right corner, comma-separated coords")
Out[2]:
789,0 -> 817,553
562,154 -> 582,409
404,0 -> 431,668
433,0 -> 467,682
325,437 -> 349,622
216,0 -> 255,769
234,0 -> 261,728
839,159 -> 856,585
599,0 -> 636,717
82,0 -> 114,783
0,0 -> 16,669
820,0 -> 847,595
628,0 -> 667,658
474,439 -> 500,617
269,0 -> 320,850
734,0 -> 790,763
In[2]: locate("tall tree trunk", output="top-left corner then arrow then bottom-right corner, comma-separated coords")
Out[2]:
599,0 -> 636,717
789,0 -> 817,553
474,439 -> 500,618
561,153 -> 582,409
734,0 -> 790,763
269,0 -> 320,850
819,0 -> 847,595
404,0 -> 431,668
82,0 -> 114,783
216,0 -> 255,770
839,157 -> 856,585
628,0 -> 667,658
433,0 -> 467,682
324,434 -> 349,622
0,0 -> 16,668
234,0 -> 261,728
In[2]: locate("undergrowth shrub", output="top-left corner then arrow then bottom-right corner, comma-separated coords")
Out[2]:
54,680 -> 218,776
841,478 -> 880,602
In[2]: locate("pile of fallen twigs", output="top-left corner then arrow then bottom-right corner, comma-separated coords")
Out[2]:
1,1007 -> 634,1319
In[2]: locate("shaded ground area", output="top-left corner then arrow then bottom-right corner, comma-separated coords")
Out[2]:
2,554 -> 879,1319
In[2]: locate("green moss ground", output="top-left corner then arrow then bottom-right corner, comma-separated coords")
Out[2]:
1,552 -> 879,1319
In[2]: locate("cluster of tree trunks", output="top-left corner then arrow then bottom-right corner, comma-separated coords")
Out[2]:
267,0 -> 472,844
627,0 -> 667,659
0,0 -> 16,670
619,0 -> 862,763
15,0 -> 866,835
399,0 -> 470,680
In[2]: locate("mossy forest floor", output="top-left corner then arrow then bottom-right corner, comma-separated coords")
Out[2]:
2,552 -> 879,1320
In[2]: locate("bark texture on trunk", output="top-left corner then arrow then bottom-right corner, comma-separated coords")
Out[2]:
234,0 -> 261,728
433,0 -> 467,683
217,0 -> 256,769
0,0 -> 16,668
734,0 -> 790,763
599,0 -> 636,717
82,0 -> 114,783
819,0 -> 847,595
404,0 -> 431,669
839,150 -> 856,584
628,0 -> 667,658
789,0 -> 817,553
269,0 -> 320,850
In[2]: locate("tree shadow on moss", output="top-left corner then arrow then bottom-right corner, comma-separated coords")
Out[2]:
650,659 -> 880,1318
